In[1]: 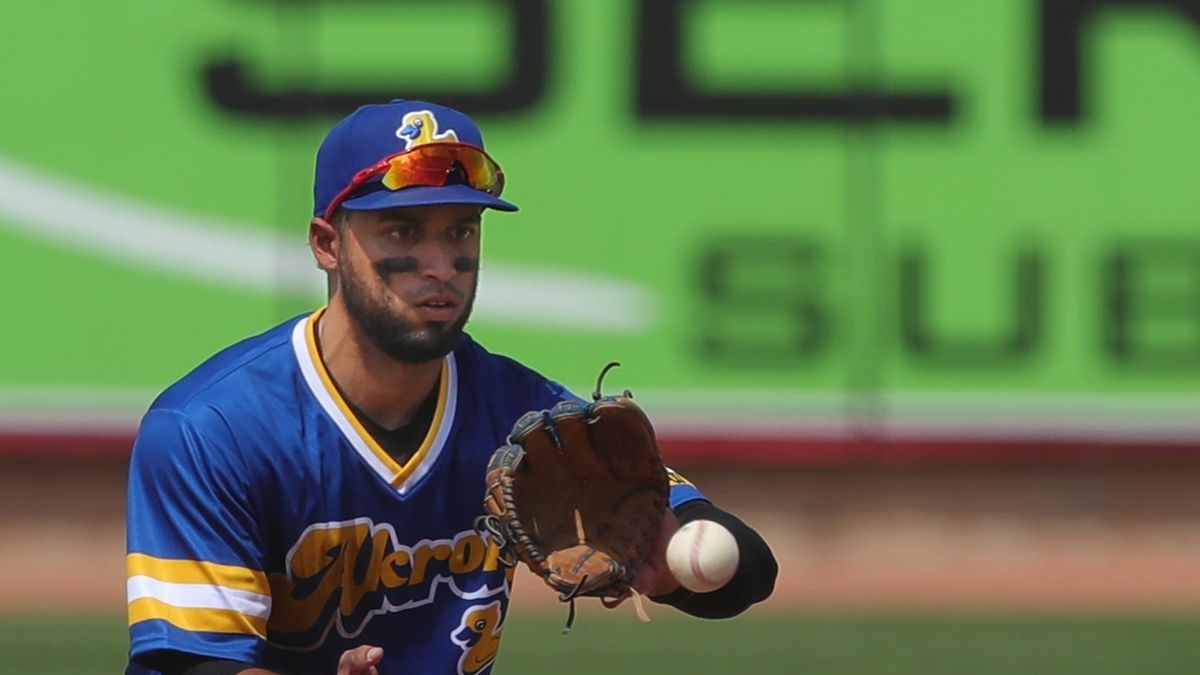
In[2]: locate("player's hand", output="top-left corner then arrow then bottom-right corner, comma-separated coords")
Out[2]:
337,645 -> 384,675
632,507 -> 682,597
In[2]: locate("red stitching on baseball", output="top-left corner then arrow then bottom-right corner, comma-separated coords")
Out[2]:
688,521 -> 715,587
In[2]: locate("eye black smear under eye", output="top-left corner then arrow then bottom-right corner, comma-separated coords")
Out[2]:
373,257 -> 478,275
374,257 -> 419,275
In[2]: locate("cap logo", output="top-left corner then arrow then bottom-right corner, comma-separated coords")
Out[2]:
395,110 -> 459,150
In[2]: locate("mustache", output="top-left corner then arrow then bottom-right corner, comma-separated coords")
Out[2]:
374,256 -> 480,276
405,281 -> 467,303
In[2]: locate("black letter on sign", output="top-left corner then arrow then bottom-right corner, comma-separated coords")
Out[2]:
1103,241 -> 1200,369
697,235 -> 829,365
203,0 -> 549,120
900,249 -> 1044,365
1040,0 -> 1200,123
635,0 -> 954,122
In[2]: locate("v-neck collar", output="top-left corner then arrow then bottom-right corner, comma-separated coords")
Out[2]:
290,308 -> 459,495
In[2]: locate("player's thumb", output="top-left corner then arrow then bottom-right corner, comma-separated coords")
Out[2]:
338,644 -> 384,674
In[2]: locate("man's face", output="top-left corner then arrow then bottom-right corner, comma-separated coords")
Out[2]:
335,203 -> 482,363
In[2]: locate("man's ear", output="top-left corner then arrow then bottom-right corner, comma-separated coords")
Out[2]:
310,216 -> 339,273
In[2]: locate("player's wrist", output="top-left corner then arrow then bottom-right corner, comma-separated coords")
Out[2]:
633,564 -> 682,597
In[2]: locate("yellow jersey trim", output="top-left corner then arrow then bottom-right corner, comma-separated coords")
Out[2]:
127,553 -> 268,595
304,307 -> 450,487
666,468 -> 695,488
128,597 -> 267,637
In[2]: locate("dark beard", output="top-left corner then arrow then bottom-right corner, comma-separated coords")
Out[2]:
338,255 -> 475,363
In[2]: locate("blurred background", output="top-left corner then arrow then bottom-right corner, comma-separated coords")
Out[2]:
2,0 -> 1199,673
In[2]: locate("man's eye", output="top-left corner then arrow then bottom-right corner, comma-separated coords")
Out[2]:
451,225 -> 477,240
389,225 -> 418,239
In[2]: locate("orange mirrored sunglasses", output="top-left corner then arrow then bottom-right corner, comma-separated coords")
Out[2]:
324,142 -> 506,220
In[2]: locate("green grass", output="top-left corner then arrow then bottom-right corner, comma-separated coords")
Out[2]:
6,613 -> 1200,675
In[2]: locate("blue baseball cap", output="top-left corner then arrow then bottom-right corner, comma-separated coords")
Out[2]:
313,99 -> 518,218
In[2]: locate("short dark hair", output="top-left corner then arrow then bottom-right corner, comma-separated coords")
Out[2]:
330,207 -> 350,229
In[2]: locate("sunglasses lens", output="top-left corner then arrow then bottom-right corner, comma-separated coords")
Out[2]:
381,145 -> 503,196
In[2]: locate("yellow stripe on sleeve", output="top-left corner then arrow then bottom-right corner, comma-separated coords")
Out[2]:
666,468 -> 695,487
127,554 -> 269,595
128,597 -> 267,637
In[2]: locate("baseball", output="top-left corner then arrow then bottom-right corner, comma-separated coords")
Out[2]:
666,519 -> 740,593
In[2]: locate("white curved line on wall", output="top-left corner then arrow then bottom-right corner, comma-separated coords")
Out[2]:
0,154 -> 652,332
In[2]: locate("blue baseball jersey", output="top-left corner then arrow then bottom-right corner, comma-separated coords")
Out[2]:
126,309 -> 705,675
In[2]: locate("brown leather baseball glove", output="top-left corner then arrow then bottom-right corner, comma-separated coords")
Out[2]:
476,363 -> 669,632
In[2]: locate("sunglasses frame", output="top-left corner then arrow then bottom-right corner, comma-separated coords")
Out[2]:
323,142 -> 505,221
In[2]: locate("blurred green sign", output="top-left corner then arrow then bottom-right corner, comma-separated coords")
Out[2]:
2,0 -> 1198,439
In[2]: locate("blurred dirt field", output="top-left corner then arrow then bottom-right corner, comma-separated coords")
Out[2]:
3,457 -> 1200,613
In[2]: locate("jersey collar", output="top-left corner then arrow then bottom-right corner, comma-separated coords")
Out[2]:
291,307 -> 459,495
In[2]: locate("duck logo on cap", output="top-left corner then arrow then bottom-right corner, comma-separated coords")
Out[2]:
395,110 -> 459,150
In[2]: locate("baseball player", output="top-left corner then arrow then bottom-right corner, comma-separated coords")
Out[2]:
125,99 -> 777,675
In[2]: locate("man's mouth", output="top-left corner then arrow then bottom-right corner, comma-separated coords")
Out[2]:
414,295 -> 459,321
416,294 -> 457,308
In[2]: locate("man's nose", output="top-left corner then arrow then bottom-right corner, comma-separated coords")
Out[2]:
418,243 -> 457,282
